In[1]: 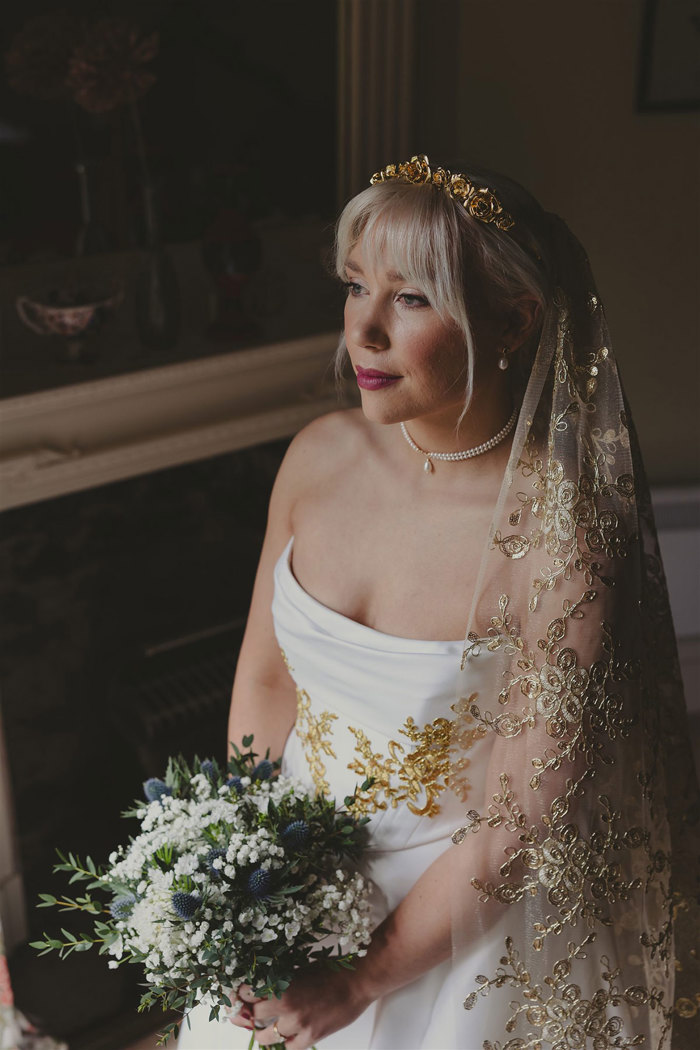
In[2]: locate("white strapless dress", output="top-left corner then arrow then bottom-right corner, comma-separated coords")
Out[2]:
178,539 -> 503,1050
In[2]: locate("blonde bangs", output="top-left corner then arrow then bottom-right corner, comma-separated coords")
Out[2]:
335,182 -> 468,329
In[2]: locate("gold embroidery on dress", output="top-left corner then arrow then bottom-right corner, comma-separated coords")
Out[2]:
281,648 -> 337,796
279,647 -> 294,673
348,706 -> 485,818
292,687 -> 337,797
283,646 -> 486,818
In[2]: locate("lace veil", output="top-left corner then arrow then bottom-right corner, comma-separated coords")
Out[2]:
443,183 -> 700,1049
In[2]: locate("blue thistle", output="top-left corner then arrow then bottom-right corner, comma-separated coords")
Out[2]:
226,776 -> 244,795
143,778 -> 172,802
206,847 -> 227,879
200,759 -> 216,780
172,891 -> 201,919
252,759 -> 273,781
109,894 -> 135,921
247,867 -> 272,898
281,820 -> 310,850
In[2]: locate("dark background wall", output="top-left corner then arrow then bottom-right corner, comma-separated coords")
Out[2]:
0,438 -> 288,1043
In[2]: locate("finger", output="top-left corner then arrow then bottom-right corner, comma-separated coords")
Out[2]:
253,1020 -> 297,1047
229,1017 -> 254,1030
228,1004 -> 254,1029
252,1014 -> 278,1030
238,984 -> 263,1004
283,1029 -> 312,1050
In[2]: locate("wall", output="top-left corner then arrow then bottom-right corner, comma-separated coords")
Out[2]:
417,0 -> 699,485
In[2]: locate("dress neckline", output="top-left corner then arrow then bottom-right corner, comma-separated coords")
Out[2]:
275,537 -> 464,651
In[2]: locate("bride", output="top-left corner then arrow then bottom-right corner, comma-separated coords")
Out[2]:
178,155 -> 699,1050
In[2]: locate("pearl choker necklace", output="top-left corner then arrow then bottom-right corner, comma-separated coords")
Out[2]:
400,408 -> 518,473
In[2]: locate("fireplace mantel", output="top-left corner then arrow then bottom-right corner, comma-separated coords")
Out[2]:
0,332 -> 344,511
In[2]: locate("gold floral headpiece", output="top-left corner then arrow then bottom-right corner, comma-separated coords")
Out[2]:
370,153 -> 515,231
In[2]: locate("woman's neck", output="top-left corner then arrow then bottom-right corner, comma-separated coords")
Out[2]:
400,380 -> 514,459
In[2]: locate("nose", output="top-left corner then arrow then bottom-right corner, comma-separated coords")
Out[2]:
345,299 -> 390,353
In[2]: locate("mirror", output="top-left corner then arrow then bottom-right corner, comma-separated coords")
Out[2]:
0,0 -> 340,397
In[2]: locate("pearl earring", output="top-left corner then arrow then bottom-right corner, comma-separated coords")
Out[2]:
498,347 -> 510,370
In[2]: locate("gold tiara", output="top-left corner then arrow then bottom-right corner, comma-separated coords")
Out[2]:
370,153 -> 515,231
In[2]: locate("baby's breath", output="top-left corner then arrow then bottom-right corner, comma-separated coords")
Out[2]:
32,743 -> 372,1044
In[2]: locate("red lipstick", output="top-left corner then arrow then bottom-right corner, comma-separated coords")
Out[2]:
356,367 -> 401,391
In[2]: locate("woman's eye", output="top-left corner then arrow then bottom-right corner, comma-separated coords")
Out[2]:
343,281 -> 365,297
397,292 -> 429,308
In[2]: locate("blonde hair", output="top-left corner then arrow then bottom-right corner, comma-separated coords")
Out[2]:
334,174 -> 552,414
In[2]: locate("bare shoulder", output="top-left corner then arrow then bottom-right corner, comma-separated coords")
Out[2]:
283,408 -> 372,477
292,407 -> 369,448
268,409 -> 370,523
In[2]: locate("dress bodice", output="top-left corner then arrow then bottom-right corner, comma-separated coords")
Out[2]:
178,539 -> 502,1050
272,538 -> 493,861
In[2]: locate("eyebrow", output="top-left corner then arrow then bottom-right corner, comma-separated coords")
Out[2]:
345,258 -> 406,282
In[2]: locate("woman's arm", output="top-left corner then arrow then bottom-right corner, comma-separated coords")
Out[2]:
228,411 -> 355,762
226,438 -> 301,764
240,843 -> 457,1049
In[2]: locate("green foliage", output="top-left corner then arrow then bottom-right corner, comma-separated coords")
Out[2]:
227,737 -> 282,779
29,926 -> 106,958
37,891 -> 105,915
32,735 -> 371,1044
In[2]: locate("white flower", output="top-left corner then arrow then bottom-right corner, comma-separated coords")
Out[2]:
173,854 -> 198,877
190,773 -> 213,800
107,934 -> 124,960
97,769 -> 373,1014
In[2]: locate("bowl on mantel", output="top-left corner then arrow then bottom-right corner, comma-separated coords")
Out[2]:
16,284 -> 123,362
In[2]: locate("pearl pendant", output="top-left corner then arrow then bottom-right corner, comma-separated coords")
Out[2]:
424,458 -> 433,474
498,353 -> 509,370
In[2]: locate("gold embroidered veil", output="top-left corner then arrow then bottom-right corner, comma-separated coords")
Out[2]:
437,175 -> 700,1049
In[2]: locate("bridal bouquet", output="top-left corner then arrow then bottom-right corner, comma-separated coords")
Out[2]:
32,738 -> 372,1042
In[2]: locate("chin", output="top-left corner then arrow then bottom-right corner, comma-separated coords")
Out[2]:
358,393 -> 407,426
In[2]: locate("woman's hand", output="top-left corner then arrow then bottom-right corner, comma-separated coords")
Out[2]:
230,965 -> 373,1050
228,845 -> 458,1046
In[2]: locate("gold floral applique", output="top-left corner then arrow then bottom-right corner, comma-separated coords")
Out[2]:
452,594 -> 674,973
281,650 -> 338,797
294,688 -> 337,796
463,934 -> 672,1049
494,322 -> 635,615
281,649 -> 485,818
348,708 -> 485,818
